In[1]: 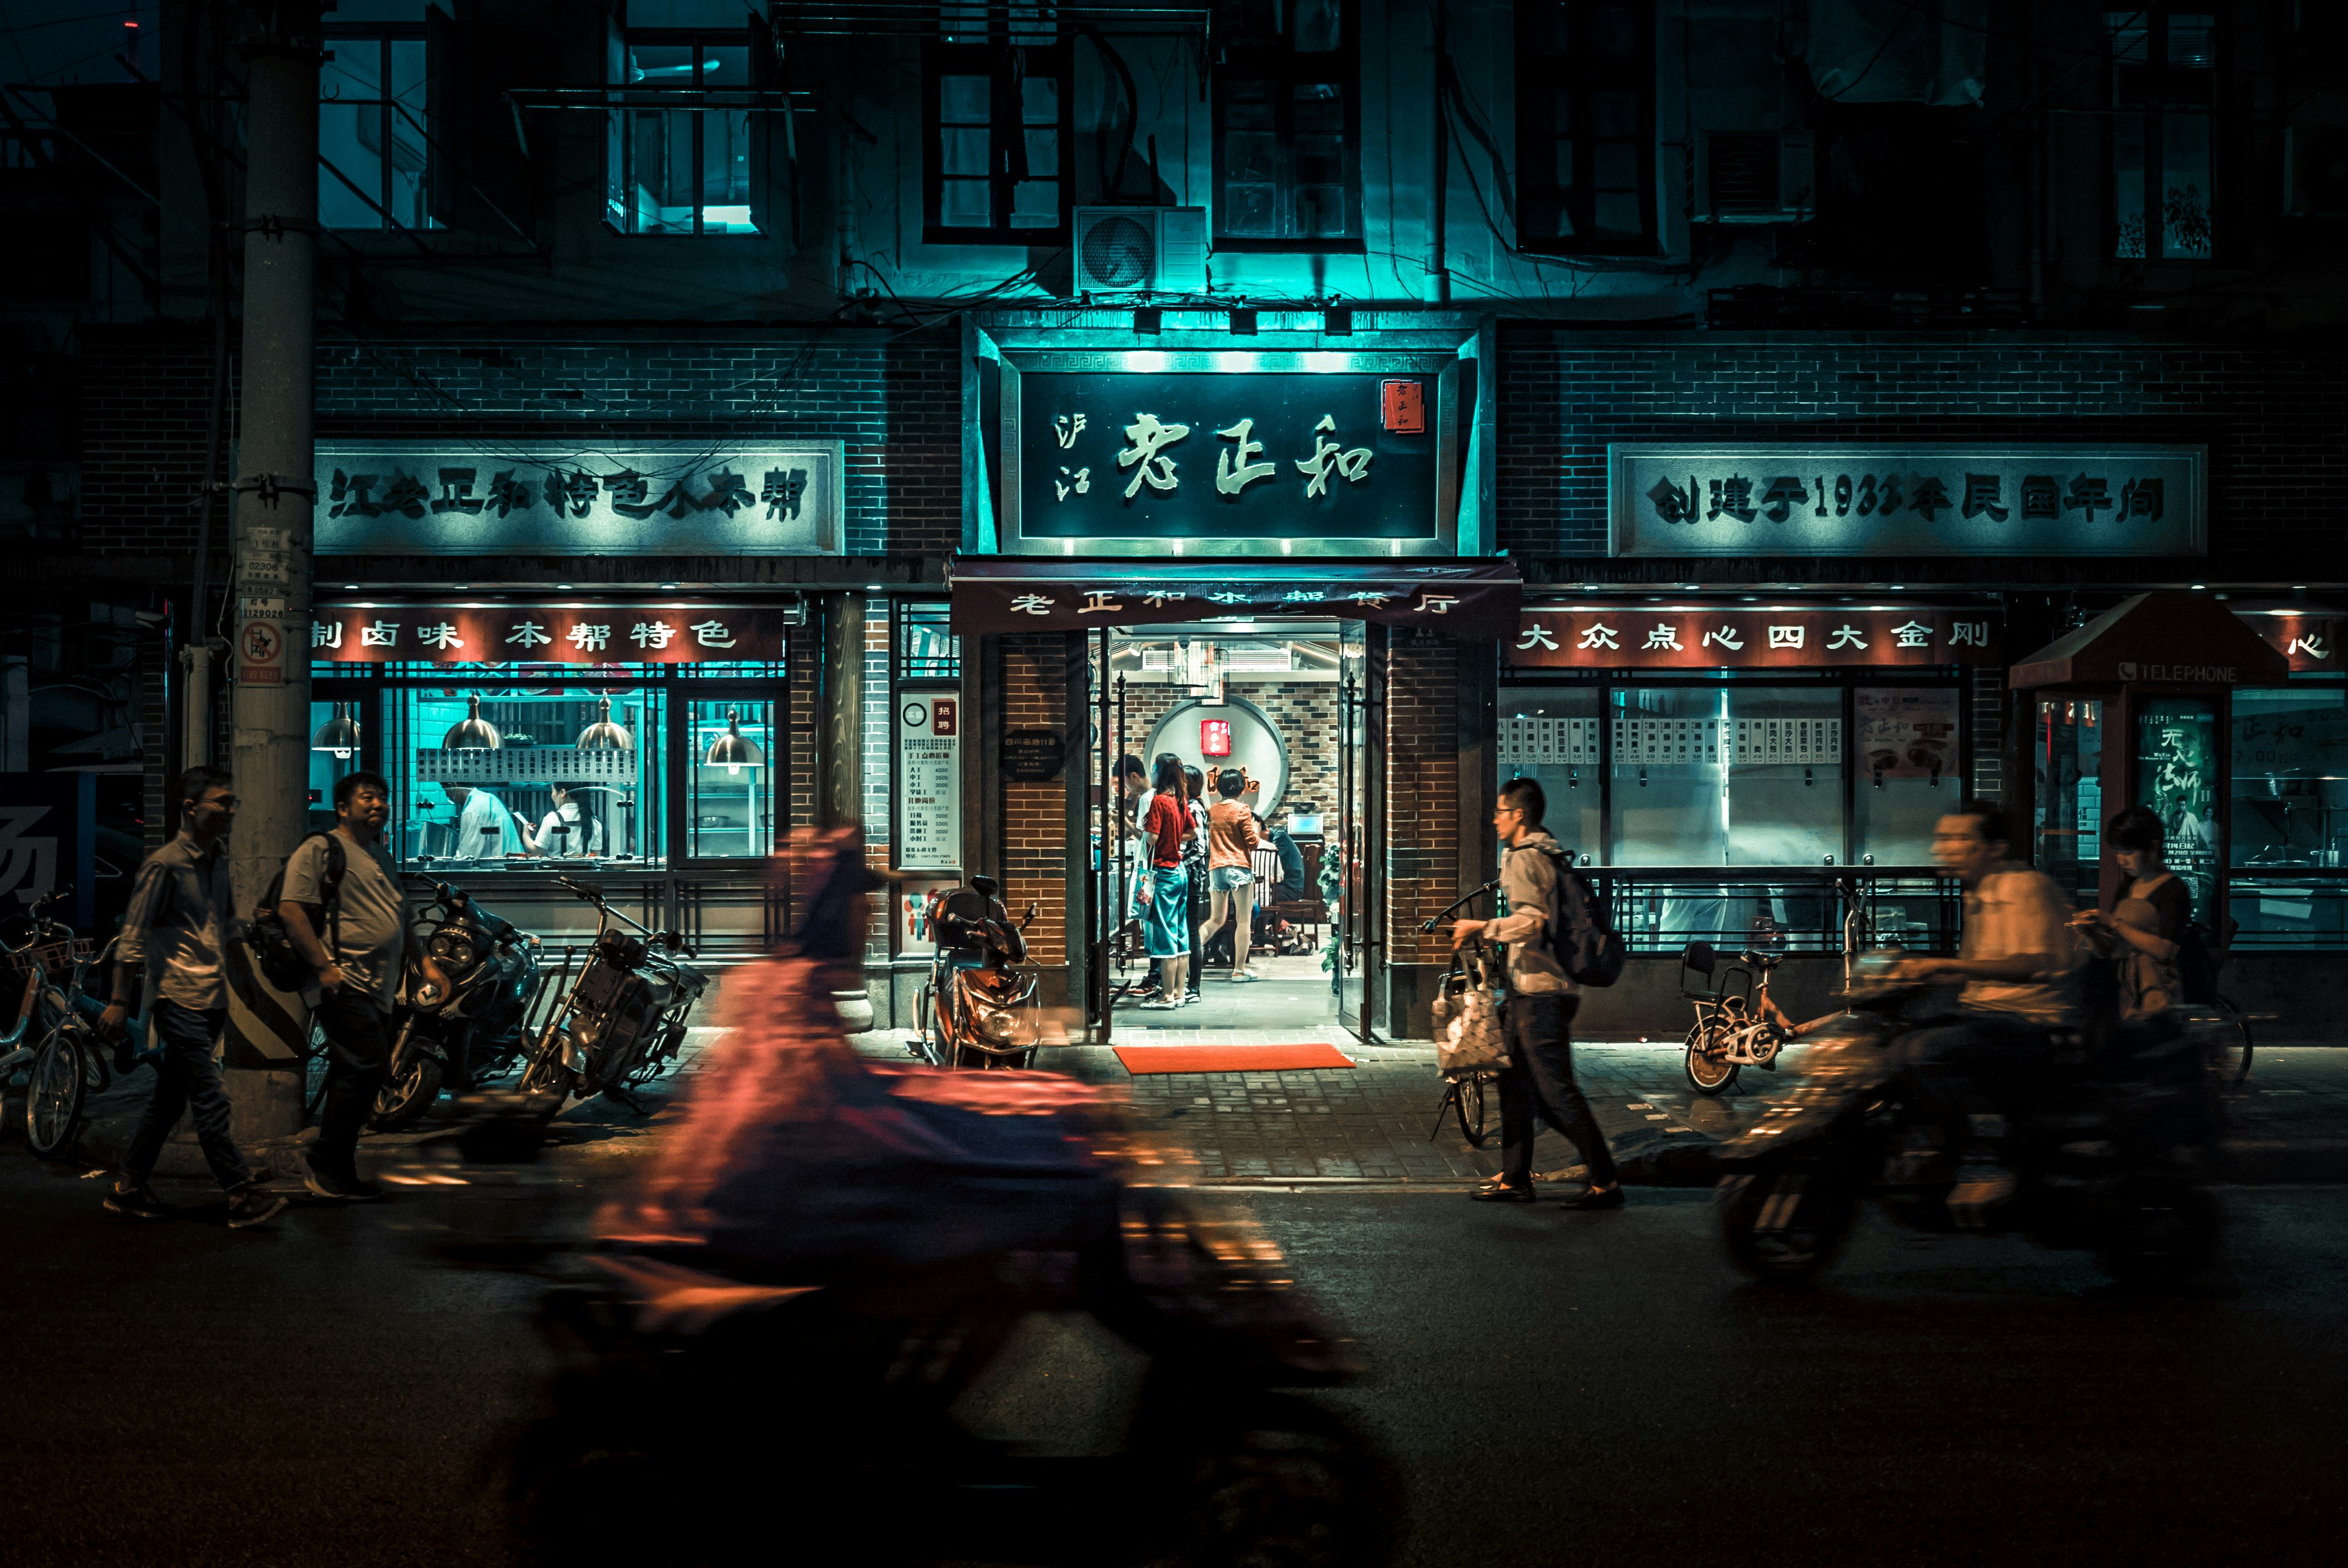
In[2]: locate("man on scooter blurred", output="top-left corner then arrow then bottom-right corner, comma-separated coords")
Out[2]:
1891,801 -> 2083,1226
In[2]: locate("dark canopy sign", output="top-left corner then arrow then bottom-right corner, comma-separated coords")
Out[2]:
1013,369 -> 1441,545
951,559 -> 1520,641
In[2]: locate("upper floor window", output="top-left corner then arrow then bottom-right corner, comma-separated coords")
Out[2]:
2110,10 -> 2216,260
922,5 -> 1072,244
320,17 -> 440,231
607,2 -> 763,235
1514,1 -> 1657,255
1213,0 -> 1361,248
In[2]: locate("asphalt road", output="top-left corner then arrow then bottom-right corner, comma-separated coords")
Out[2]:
3,1153 -> 2345,1567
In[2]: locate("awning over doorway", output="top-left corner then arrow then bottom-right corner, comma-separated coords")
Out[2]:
948,558 -> 1522,640
2009,591 -> 2291,689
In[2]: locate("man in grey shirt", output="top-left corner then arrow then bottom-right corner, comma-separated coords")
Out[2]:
99,766 -> 285,1227
1452,777 -> 1621,1209
280,769 -> 442,1200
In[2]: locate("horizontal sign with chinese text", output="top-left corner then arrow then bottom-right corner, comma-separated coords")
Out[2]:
314,441 -> 844,556
1608,444 -> 2205,558
1509,605 -> 2001,668
952,559 -> 1520,642
1016,372 -> 1438,544
2242,610 -> 2339,672
311,605 -> 795,663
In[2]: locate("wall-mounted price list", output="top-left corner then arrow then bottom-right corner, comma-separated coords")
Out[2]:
897,695 -> 962,871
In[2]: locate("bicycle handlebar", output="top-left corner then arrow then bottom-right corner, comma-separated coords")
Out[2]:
554,874 -> 676,946
1418,878 -> 1503,934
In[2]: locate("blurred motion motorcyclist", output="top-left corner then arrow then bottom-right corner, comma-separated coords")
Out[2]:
1887,800 -> 2083,1225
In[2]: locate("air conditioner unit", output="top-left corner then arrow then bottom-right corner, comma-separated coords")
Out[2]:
1694,131 -> 1815,223
2284,125 -> 2348,216
1073,206 -> 1208,294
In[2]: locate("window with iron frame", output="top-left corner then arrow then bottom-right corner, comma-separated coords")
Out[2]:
1213,0 -> 1363,249
2109,8 -> 2218,262
1513,0 -> 1658,257
320,16 -> 445,231
606,13 -> 766,236
922,11 -> 1074,245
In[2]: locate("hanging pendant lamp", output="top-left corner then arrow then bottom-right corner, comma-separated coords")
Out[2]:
577,694 -> 633,750
703,709 -> 763,770
442,694 -> 503,750
310,702 -> 361,758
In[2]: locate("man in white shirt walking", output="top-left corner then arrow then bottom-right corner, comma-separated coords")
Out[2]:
1453,778 -> 1622,1210
98,766 -> 285,1227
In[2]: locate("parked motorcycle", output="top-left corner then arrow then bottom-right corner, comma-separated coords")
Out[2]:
517,876 -> 707,1106
370,882 -> 540,1130
1714,953 -> 2224,1288
910,874 -> 1043,1069
502,1185 -> 1384,1568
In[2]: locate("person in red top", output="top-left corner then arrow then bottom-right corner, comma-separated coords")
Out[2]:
1137,753 -> 1192,1008
1200,768 -> 1267,982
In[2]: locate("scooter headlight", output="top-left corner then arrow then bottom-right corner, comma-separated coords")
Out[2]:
977,1007 -> 1018,1042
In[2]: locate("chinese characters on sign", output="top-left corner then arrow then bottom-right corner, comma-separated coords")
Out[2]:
1509,608 -> 2001,669
897,697 -> 962,871
314,443 -> 844,556
1016,371 -> 1439,546
949,561 -> 1524,642
1855,688 -> 1961,781
1608,445 -> 2205,558
310,606 -> 792,665
2249,613 -> 2339,672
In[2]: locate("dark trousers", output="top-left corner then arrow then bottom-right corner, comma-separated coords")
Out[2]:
1893,1014 -> 2045,1158
1498,992 -> 1617,1189
312,988 -> 391,1178
125,1000 -> 252,1191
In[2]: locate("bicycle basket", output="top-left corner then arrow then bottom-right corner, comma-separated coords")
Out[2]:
6,939 -> 89,978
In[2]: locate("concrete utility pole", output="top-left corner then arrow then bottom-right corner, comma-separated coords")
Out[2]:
221,1 -> 324,1141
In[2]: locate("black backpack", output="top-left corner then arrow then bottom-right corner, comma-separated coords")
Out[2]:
1540,850 -> 1626,989
247,831 -> 346,992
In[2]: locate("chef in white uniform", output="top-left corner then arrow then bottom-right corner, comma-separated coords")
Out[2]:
438,784 -> 521,863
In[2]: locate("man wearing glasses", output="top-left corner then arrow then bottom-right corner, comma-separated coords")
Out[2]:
99,767 -> 286,1228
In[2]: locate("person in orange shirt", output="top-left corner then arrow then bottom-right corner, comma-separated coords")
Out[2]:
1200,768 -> 1267,983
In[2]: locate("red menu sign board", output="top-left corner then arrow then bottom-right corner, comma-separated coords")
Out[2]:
1509,605 -> 2001,669
311,605 -> 794,664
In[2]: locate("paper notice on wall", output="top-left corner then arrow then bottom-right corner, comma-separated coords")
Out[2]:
1856,688 -> 1960,781
897,695 -> 962,870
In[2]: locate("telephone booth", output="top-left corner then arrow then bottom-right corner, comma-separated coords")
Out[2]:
2010,591 -> 2290,931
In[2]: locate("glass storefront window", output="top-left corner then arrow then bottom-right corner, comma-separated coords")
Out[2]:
2135,696 -> 2221,918
1497,686 -> 1601,862
307,699 -> 364,834
386,685 -> 662,871
2232,686 -> 2348,869
1854,687 -> 1961,865
687,701 -> 777,860
1608,687 -> 1841,867
2034,697 -> 2103,906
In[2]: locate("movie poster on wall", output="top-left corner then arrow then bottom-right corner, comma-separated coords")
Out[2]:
1855,688 -> 1961,783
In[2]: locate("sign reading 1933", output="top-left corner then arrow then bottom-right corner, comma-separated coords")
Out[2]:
1608,444 -> 2206,558
1017,372 -> 1439,543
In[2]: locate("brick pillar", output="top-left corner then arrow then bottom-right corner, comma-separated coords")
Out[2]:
997,633 -> 1069,972
1385,627 -> 1460,972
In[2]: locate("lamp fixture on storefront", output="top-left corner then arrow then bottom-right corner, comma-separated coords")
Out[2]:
442,695 -> 502,750
704,709 -> 763,773
310,703 -> 361,759
576,694 -> 633,750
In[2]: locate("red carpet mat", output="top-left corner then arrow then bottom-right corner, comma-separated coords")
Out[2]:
1112,1043 -> 1355,1074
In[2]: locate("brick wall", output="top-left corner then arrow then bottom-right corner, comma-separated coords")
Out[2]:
1000,633 -> 1069,965
1971,665 -> 2006,803
76,324 -> 961,563
1385,629 -> 1460,968
1497,329 -> 2348,574
1107,677 -> 1341,821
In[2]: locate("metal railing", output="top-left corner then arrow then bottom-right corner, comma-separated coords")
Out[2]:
1583,869 -> 1961,956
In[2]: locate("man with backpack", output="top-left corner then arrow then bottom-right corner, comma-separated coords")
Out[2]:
1453,778 -> 1623,1210
274,770 -> 444,1200
97,766 -> 287,1227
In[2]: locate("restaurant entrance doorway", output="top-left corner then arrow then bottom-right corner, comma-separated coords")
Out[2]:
1087,619 -> 1376,1042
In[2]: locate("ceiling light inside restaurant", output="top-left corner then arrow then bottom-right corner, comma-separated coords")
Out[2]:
576,694 -> 633,750
442,695 -> 502,751
704,709 -> 764,773
310,703 -> 361,760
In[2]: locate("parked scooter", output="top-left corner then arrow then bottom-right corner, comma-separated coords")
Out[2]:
370,882 -> 540,1130
1714,953 -> 2223,1288
517,876 -> 707,1106
910,874 -> 1042,1069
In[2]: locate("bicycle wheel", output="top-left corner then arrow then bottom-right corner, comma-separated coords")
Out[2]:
2208,997 -> 2253,1087
25,1032 -> 86,1157
1685,1022 -> 1740,1096
1451,1074 -> 1491,1148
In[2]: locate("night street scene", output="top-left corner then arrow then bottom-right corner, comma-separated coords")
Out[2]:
11,2 -> 2348,1565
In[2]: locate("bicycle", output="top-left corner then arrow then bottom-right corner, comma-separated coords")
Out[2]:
1,889 -> 106,1158
1680,921 -> 1799,1097
1421,891 -> 1508,1151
